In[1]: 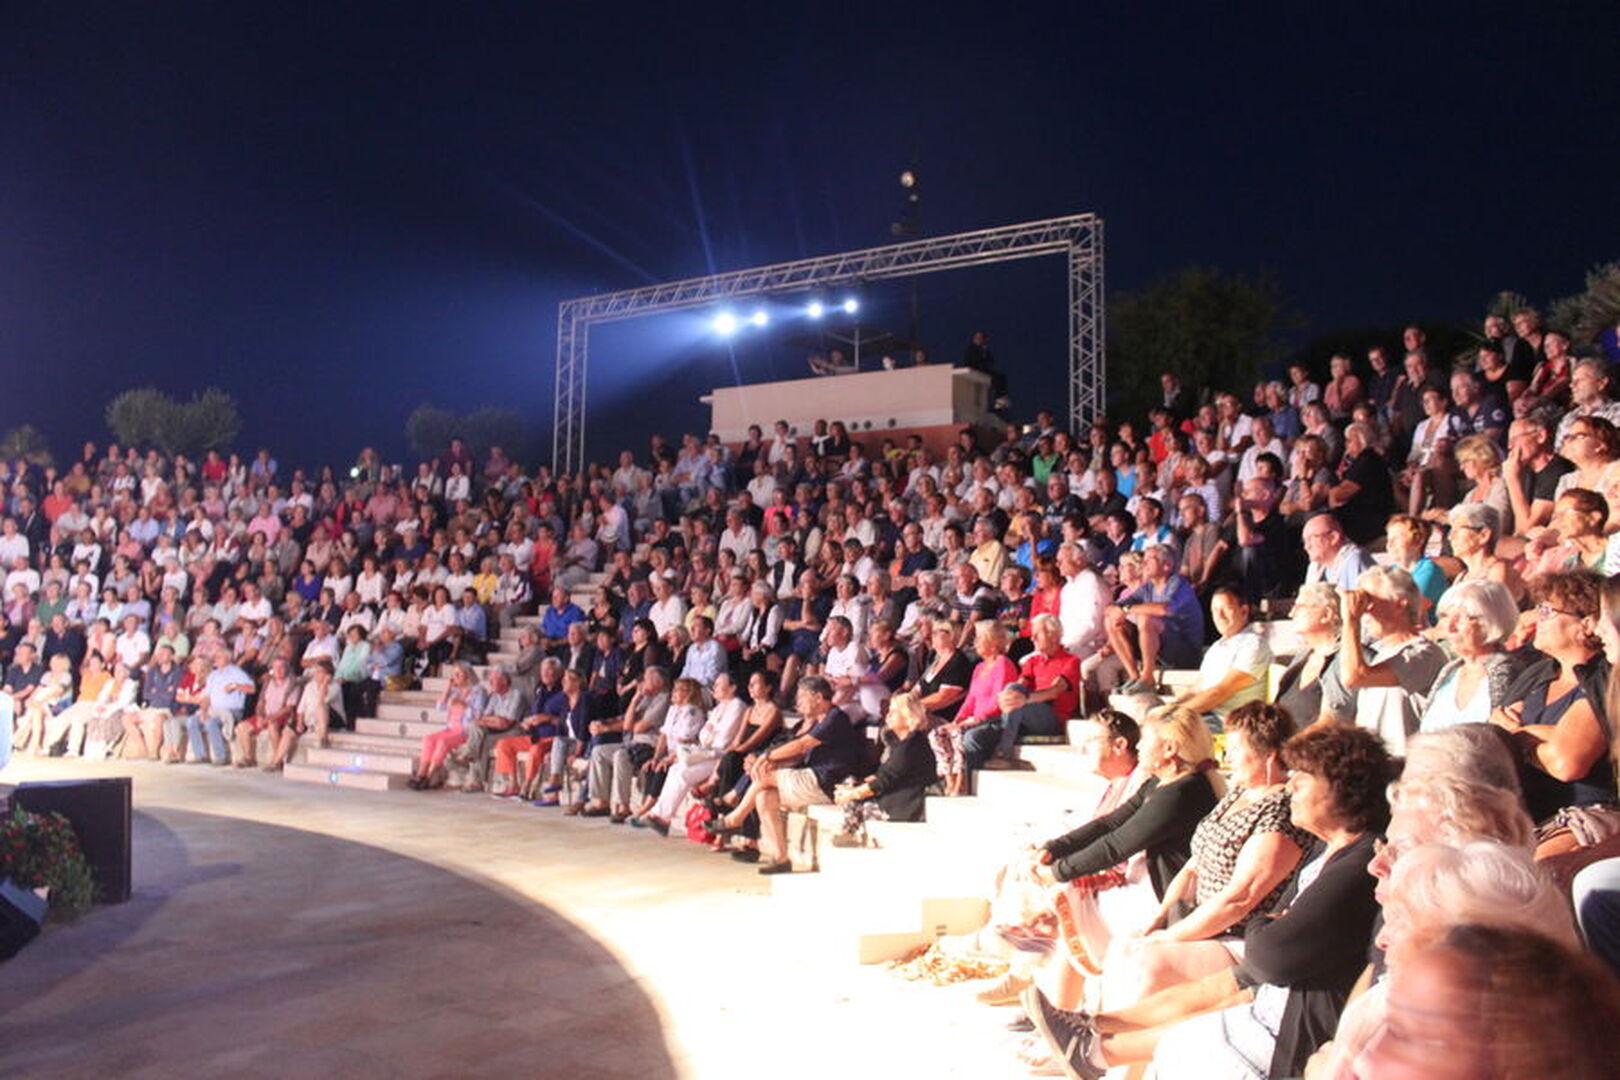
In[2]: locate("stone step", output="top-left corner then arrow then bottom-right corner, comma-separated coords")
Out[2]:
283,762 -> 409,791
376,702 -> 437,723
357,716 -> 440,740
327,731 -> 420,755
302,746 -> 417,775
379,690 -> 440,708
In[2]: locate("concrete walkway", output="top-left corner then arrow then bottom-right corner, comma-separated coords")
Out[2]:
0,757 -> 1040,1079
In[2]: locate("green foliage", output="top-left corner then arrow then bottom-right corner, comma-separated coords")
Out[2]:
1549,262 -> 1620,347
104,387 -> 241,457
0,805 -> 97,922
1484,290 -> 1535,320
406,404 -> 532,461
1107,266 -> 1296,419
0,424 -> 54,467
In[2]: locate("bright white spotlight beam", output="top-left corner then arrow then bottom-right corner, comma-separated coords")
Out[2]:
842,298 -> 859,314
806,301 -> 825,319
712,311 -> 739,336
750,309 -> 768,327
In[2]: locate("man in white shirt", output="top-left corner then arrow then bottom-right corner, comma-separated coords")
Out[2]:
1300,513 -> 1375,591
1056,542 -> 1107,661
0,520 -> 29,567
648,576 -> 688,639
301,621 -> 341,670
718,510 -> 759,563
818,615 -> 870,722
114,614 -> 152,670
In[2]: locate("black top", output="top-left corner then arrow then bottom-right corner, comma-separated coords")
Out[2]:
1335,450 -> 1395,545
1041,771 -> 1220,896
867,729 -> 938,822
1504,654 -> 1617,822
1232,833 -> 1378,1080
917,650 -> 973,723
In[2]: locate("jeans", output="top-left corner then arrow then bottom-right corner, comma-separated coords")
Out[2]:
997,701 -> 1061,755
961,721 -> 1003,772
187,708 -> 240,764
1574,857 -> 1620,979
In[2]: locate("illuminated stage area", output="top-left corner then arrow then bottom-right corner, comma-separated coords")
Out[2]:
0,758 -> 1028,1080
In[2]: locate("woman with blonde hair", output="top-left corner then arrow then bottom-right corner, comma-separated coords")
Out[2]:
831,691 -> 939,844
1024,705 -> 1225,1007
1423,434 -> 1511,534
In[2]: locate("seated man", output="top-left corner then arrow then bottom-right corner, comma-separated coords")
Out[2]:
1103,546 -> 1204,695
986,613 -> 1081,768
1165,587 -> 1272,720
459,666 -> 526,793
1300,511 -> 1374,591
572,666 -> 670,822
710,675 -> 867,875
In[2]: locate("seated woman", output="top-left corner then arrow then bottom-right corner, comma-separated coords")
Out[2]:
1439,502 -> 1525,607
1419,582 -> 1526,732
52,659 -> 138,760
1273,584 -> 1340,724
1423,435 -> 1512,537
1320,566 -> 1445,756
1024,726 -> 1393,1080
269,659 -> 342,770
42,651 -> 110,757
1099,703 -> 1312,1008
775,573 -> 827,704
830,690 -> 938,845
1524,488 -> 1609,580
235,656 -> 301,769
1353,925 -> 1620,1080
406,661 -> 481,790
1383,515 -> 1448,623
626,676 -> 707,824
642,671 -> 747,832
1491,569 -> 1616,827
928,621 -> 1019,796
163,655 -> 211,763
19,653 -> 74,756
703,669 -> 784,815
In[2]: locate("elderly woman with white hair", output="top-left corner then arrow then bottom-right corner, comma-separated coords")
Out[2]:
1321,566 -> 1446,755
1419,581 -> 1528,731
1307,841 -> 1578,1080
1441,501 -> 1525,606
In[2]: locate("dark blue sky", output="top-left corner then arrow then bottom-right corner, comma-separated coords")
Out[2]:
3,3 -> 1617,468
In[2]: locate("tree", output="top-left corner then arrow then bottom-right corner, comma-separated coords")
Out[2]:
406,404 -> 533,462
1549,262 -> 1620,347
105,387 -> 241,456
0,425 -> 54,467
1107,266 -> 1296,420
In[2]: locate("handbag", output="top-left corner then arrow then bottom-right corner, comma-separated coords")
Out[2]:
684,802 -> 715,844
1534,804 -> 1620,888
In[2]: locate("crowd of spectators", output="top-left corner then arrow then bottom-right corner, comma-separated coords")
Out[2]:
3,305 -> 1620,1075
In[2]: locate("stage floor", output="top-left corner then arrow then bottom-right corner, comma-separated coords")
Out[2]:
0,757 -> 1036,1079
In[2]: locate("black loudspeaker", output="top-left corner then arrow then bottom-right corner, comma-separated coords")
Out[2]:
14,777 -> 133,904
0,876 -> 47,959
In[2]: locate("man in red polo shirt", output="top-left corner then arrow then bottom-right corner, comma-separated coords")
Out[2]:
986,613 -> 1081,767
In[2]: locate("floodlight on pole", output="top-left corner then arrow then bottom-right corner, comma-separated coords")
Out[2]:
750,308 -> 768,327
712,311 -> 739,337
842,298 -> 859,314
806,300 -> 825,319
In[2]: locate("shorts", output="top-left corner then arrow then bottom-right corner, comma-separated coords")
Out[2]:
776,767 -> 831,810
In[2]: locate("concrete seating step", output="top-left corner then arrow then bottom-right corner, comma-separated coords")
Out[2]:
326,731 -> 420,755
283,762 -> 409,791
376,701 -> 437,722
302,746 -> 417,775
380,688 -> 440,704
357,716 -> 440,740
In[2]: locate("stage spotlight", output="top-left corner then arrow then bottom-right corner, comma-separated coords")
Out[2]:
750,309 -> 768,327
712,311 -> 739,336
842,298 -> 859,314
806,300 -> 825,319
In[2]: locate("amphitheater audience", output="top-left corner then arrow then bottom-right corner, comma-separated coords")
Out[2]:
9,298 -> 1620,1067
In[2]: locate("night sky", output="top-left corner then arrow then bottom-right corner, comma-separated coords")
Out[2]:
4,4 -> 1617,469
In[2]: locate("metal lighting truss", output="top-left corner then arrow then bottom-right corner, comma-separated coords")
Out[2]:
552,213 -> 1104,474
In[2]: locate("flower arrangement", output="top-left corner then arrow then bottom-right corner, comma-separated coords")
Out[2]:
0,805 -> 97,922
